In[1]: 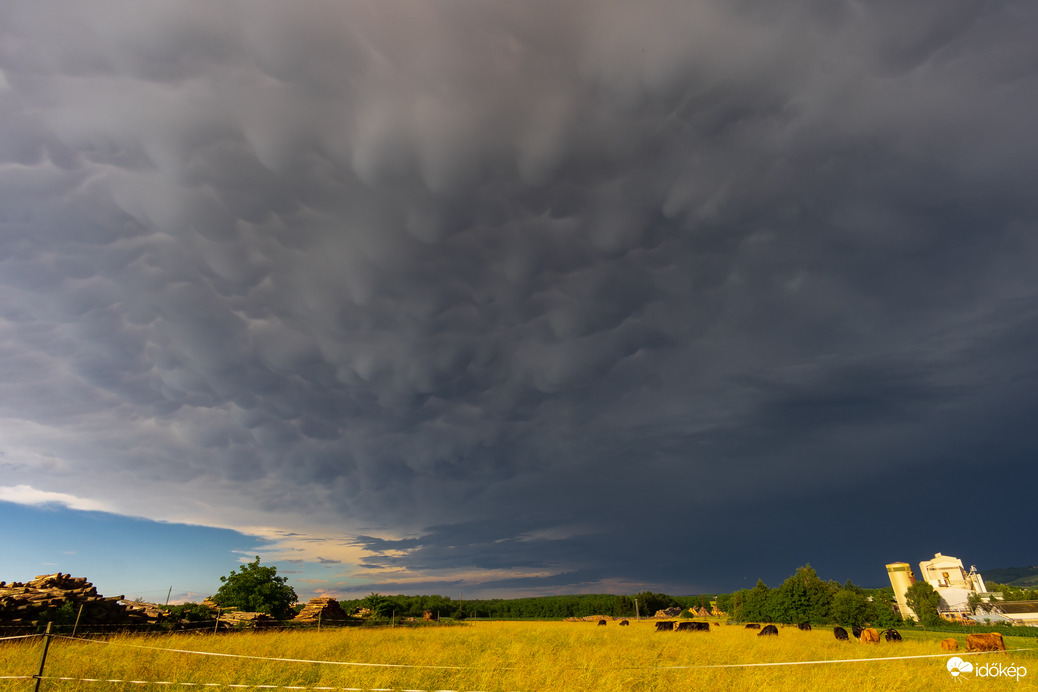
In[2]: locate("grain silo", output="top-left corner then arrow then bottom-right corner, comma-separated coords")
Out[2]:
886,562 -> 918,621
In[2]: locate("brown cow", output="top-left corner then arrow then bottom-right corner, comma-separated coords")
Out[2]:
597,620 -> 607,626
941,638 -> 959,652
655,621 -> 674,632
619,620 -> 630,626
859,628 -> 880,643
966,633 -> 1006,652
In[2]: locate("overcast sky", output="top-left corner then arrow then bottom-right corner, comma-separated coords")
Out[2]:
2,1 -> 1037,603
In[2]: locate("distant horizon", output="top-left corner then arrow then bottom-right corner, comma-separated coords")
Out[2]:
5,501 -> 1027,605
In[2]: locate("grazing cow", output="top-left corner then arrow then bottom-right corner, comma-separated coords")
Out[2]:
676,621 -> 710,632
619,620 -> 630,626
834,627 -> 849,641
941,638 -> 959,652
859,628 -> 880,644
884,629 -> 902,642
758,624 -> 779,636
745,623 -> 761,629
851,625 -> 864,639
655,621 -> 674,632
966,633 -> 1006,652
798,623 -> 812,631
597,620 -> 607,626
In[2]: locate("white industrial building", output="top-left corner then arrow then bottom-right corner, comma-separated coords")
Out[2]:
886,553 -> 999,623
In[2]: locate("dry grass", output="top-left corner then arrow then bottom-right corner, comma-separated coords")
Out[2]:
1,621 -> 1034,691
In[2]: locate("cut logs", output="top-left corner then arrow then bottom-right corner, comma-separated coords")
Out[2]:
294,597 -> 350,623
0,573 -> 169,631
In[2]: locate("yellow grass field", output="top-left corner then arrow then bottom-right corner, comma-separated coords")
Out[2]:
1,621 -> 1035,691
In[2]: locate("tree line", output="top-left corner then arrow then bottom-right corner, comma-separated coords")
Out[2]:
715,565 -> 903,628
337,591 -> 697,621
334,565 -> 905,627
199,558 -> 1034,630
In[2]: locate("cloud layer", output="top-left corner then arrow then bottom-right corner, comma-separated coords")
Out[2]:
2,0 -> 1037,594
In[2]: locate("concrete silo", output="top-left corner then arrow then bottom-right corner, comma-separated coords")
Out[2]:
886,562 -> 918,621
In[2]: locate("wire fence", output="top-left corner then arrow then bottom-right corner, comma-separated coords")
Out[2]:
2,626 -> 1034,691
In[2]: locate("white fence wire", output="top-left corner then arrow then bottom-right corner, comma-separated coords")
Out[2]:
2,630 -> 1033,690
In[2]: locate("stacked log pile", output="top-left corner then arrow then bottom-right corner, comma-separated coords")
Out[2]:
215,610 -> 276,629
294,597 -> 349,623
0,573 -> 169,630
654,607 -> 683,618
563,615 -> 615,622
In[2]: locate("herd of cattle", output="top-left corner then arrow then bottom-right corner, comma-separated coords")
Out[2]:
594,619 -> 1009,652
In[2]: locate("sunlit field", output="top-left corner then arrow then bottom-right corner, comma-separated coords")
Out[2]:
2,621 -> 1034,691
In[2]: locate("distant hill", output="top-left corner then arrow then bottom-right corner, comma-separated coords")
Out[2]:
981,565 -> 1038,587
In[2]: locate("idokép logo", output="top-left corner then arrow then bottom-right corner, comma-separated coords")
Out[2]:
947,657 -> 1028,682
947,657 -> 973,679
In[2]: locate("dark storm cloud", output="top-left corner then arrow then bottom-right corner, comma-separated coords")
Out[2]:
2,0 -> 1037,593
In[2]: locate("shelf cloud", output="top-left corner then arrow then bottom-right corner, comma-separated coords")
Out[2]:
2,0 -> 1037,595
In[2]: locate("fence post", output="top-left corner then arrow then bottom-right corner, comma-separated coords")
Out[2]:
32,621 -> 52,692
214,608 -> 221,634
72,603 -> 84,638
317,612 -> 321,632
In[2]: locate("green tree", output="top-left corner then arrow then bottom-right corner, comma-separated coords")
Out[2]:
211,557 -> 297,620
162,602 -> 216,624
632,591 -> 679,617
865,589 -> 902,628
740,580 -> 772,622
715,592 -> 733,617
831,589 -> 869,627
363,593 -> 393,618
904,581 -> 942,626
775,565 -> 835,623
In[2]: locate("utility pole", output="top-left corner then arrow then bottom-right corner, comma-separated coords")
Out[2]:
635,599 -> 640,620
165,586 -> 173,605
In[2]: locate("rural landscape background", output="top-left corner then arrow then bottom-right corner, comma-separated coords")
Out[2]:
2,560 -> 1036,691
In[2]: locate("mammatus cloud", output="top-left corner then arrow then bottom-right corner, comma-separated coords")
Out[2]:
2,1 -> 1037,595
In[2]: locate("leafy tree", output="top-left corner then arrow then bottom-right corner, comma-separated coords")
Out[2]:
904,581 -> 942,626
363,593 -> 393,618
632,591 -> 679,617
986,581 -> 1038,602
843,579 -> 865,594
163,602 -> 216,624
211,557 -> 297,620
865,589 -> 902,628
775,571 -> 810,623
740,580 -> 772,622
715,592 -> 733,616
831,589 -> 869,627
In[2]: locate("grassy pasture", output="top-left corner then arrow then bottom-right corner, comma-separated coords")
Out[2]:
1,620 -> 1034,691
